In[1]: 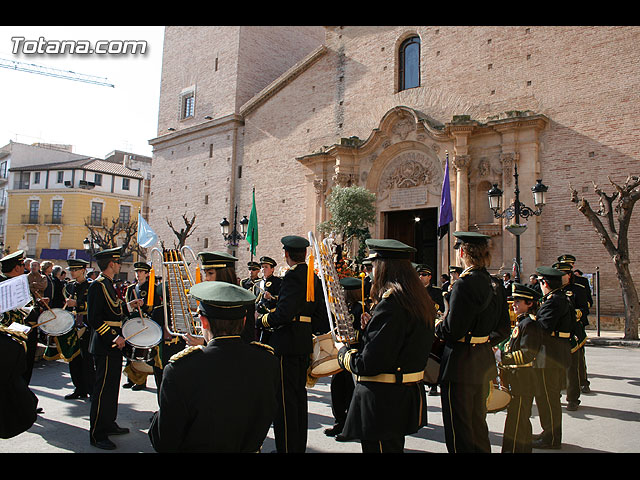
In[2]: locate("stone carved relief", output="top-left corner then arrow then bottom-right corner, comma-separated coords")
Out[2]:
332,172 -> 356,187
500,152 -> 515,186
392,115 -> 414,140
452,154 -> 470,172
478,158 -> 490,177
380,152 -> 437,191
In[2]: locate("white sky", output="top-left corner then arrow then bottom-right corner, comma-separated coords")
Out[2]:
0,26 -> 165,159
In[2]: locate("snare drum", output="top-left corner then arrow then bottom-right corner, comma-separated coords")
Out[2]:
122,317 -> 162,363
37,309 -> 75,337
486,381 -> 511,413
309,332 -> 342,378
423,336 -> 445,384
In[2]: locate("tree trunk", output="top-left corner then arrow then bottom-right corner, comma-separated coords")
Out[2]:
616,261 -> 639,339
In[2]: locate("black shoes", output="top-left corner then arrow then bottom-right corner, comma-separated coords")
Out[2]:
131,383 -> 147,391
324,425 -> 342,437
567,401 -> 580,411
64,391 -> 88,400
123,381 -> 135,389
107,425 -> 130,435
90,438 -> 117,450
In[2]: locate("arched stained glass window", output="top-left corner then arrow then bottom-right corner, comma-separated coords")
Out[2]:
399,36 -> 420,91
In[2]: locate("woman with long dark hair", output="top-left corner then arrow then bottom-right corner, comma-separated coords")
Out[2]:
336,238 -> 436,453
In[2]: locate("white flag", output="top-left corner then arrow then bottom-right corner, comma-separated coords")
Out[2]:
137,213 -> 158,248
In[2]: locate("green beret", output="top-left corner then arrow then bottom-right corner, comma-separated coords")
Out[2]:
133,262 -> 152,272
189,281 -> 256,320
536,266 -> 566,278
0,250 -> 25,271
557,254 -> 576,264
281,235 -> 309,250
67,258 -> 89,269
453,231 -> 490,248
259,256 -> 277,267
93,246 -> 122,261
416,264 -> 433,275
510,282 -> 542,302
197,251 -> 237,269
340,276 -> 362,290
552,262 -> 573,273
364,238 -> 416,260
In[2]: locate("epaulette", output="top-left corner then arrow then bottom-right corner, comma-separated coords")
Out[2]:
382,288 -> 394,299
0,325 -> 28,351
250,341 -> 275,355
169,345 -> 203,363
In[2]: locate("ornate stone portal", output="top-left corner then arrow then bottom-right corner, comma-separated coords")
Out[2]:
298,106 -> 549,276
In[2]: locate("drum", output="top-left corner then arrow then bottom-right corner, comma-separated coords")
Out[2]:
309,332 -> 342,378
37,309 -> 75,337
122,317 -> 162,363
486,381 -> 511,413
423,337 -> 445,384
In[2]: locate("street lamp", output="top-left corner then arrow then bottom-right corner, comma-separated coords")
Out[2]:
83,236 -> 95,269
487,163 -> 549,282
220,205 -> 248,250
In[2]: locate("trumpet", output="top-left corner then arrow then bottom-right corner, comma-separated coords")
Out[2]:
150,246 -> 203,339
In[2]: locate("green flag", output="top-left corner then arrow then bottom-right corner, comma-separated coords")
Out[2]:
246,188 -> 258,257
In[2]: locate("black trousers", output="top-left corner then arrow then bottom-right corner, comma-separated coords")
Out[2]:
534,368 -> 563,446
329,369 -> 354,431
502,394 -> 533,453
68,329 -> 95,396
23,327 -> 39,385
89,352 -> 123,442
566,348 -> 584,404
361,436 -> 405,453
440,381 -> 491,453
274,354 -> 309,453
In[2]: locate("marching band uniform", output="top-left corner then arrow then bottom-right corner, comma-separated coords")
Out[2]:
325,276 -> 364,440
122,262 -> 164,391
86,247 -> 130,450
497,283 -> 543,453
149,281 -> 279,452
532,266 -> 574,450
254,256 -> 282,344
435,232 -> 511,453
0,250 -> 40,385
337,239 -> 435,453
0,324 -> 39,439
260,235 -> 326,453
241,261 -> 261,290
558,254 -> 592,393
63,259 -> 95,400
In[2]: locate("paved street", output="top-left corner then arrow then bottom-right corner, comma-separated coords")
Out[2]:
3,333 -> 639,454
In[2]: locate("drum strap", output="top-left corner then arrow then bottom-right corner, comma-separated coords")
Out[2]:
294,315 -> 311,323
551,331 -> 571,338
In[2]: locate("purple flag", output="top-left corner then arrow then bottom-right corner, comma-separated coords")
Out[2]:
438,153 -> 453,239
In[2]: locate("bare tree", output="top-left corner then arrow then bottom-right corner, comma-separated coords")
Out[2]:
84,218 -> 145,260
569,175 -> 640,339
167,213 -> 197,249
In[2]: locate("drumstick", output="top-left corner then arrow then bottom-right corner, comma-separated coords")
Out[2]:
112,325 -> 148,347
33,291 -> 57,319
359,272 -> 366,315
32,316 -> 57,328
131,289 -> 146,326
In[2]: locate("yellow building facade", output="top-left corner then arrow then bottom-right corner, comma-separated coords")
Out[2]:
7,157 -> 144,278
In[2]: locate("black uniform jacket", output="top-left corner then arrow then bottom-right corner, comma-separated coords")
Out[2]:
0,327 -> 38,438
148,336 -> 279,453
563,282 -> 589,352
500,313 -> 543,397
435,267 -> 511,385
426,284 -> 445,314
64,279 -> 90,325
337,289 -> 433,440
261,263 -> 326,356
86,274 -> 126,355
255,274 -> 282,315
534,289 -> 573,369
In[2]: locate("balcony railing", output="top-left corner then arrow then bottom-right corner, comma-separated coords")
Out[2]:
85,215 -> 105,227
43,215 -> 63,225
21,215 -> 40,225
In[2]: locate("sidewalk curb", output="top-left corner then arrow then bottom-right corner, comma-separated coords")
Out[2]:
586,337 -> 640,347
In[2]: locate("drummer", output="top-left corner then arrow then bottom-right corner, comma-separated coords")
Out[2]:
86,247 -> 143,450
495,283 -> 543,453
61,258 -> 94,400
122,262 -> 163,392
0,250 -> 40,386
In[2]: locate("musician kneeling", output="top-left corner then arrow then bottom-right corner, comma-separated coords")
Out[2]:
495,283 -> 543,453
335,239 -> 436,453
149,281 -> 279,453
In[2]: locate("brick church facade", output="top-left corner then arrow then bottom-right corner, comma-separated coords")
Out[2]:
148,26 -> 640,317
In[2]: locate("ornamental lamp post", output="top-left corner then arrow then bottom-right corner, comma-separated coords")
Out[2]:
220,205 -> 248,255
487,163 -> 548,283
